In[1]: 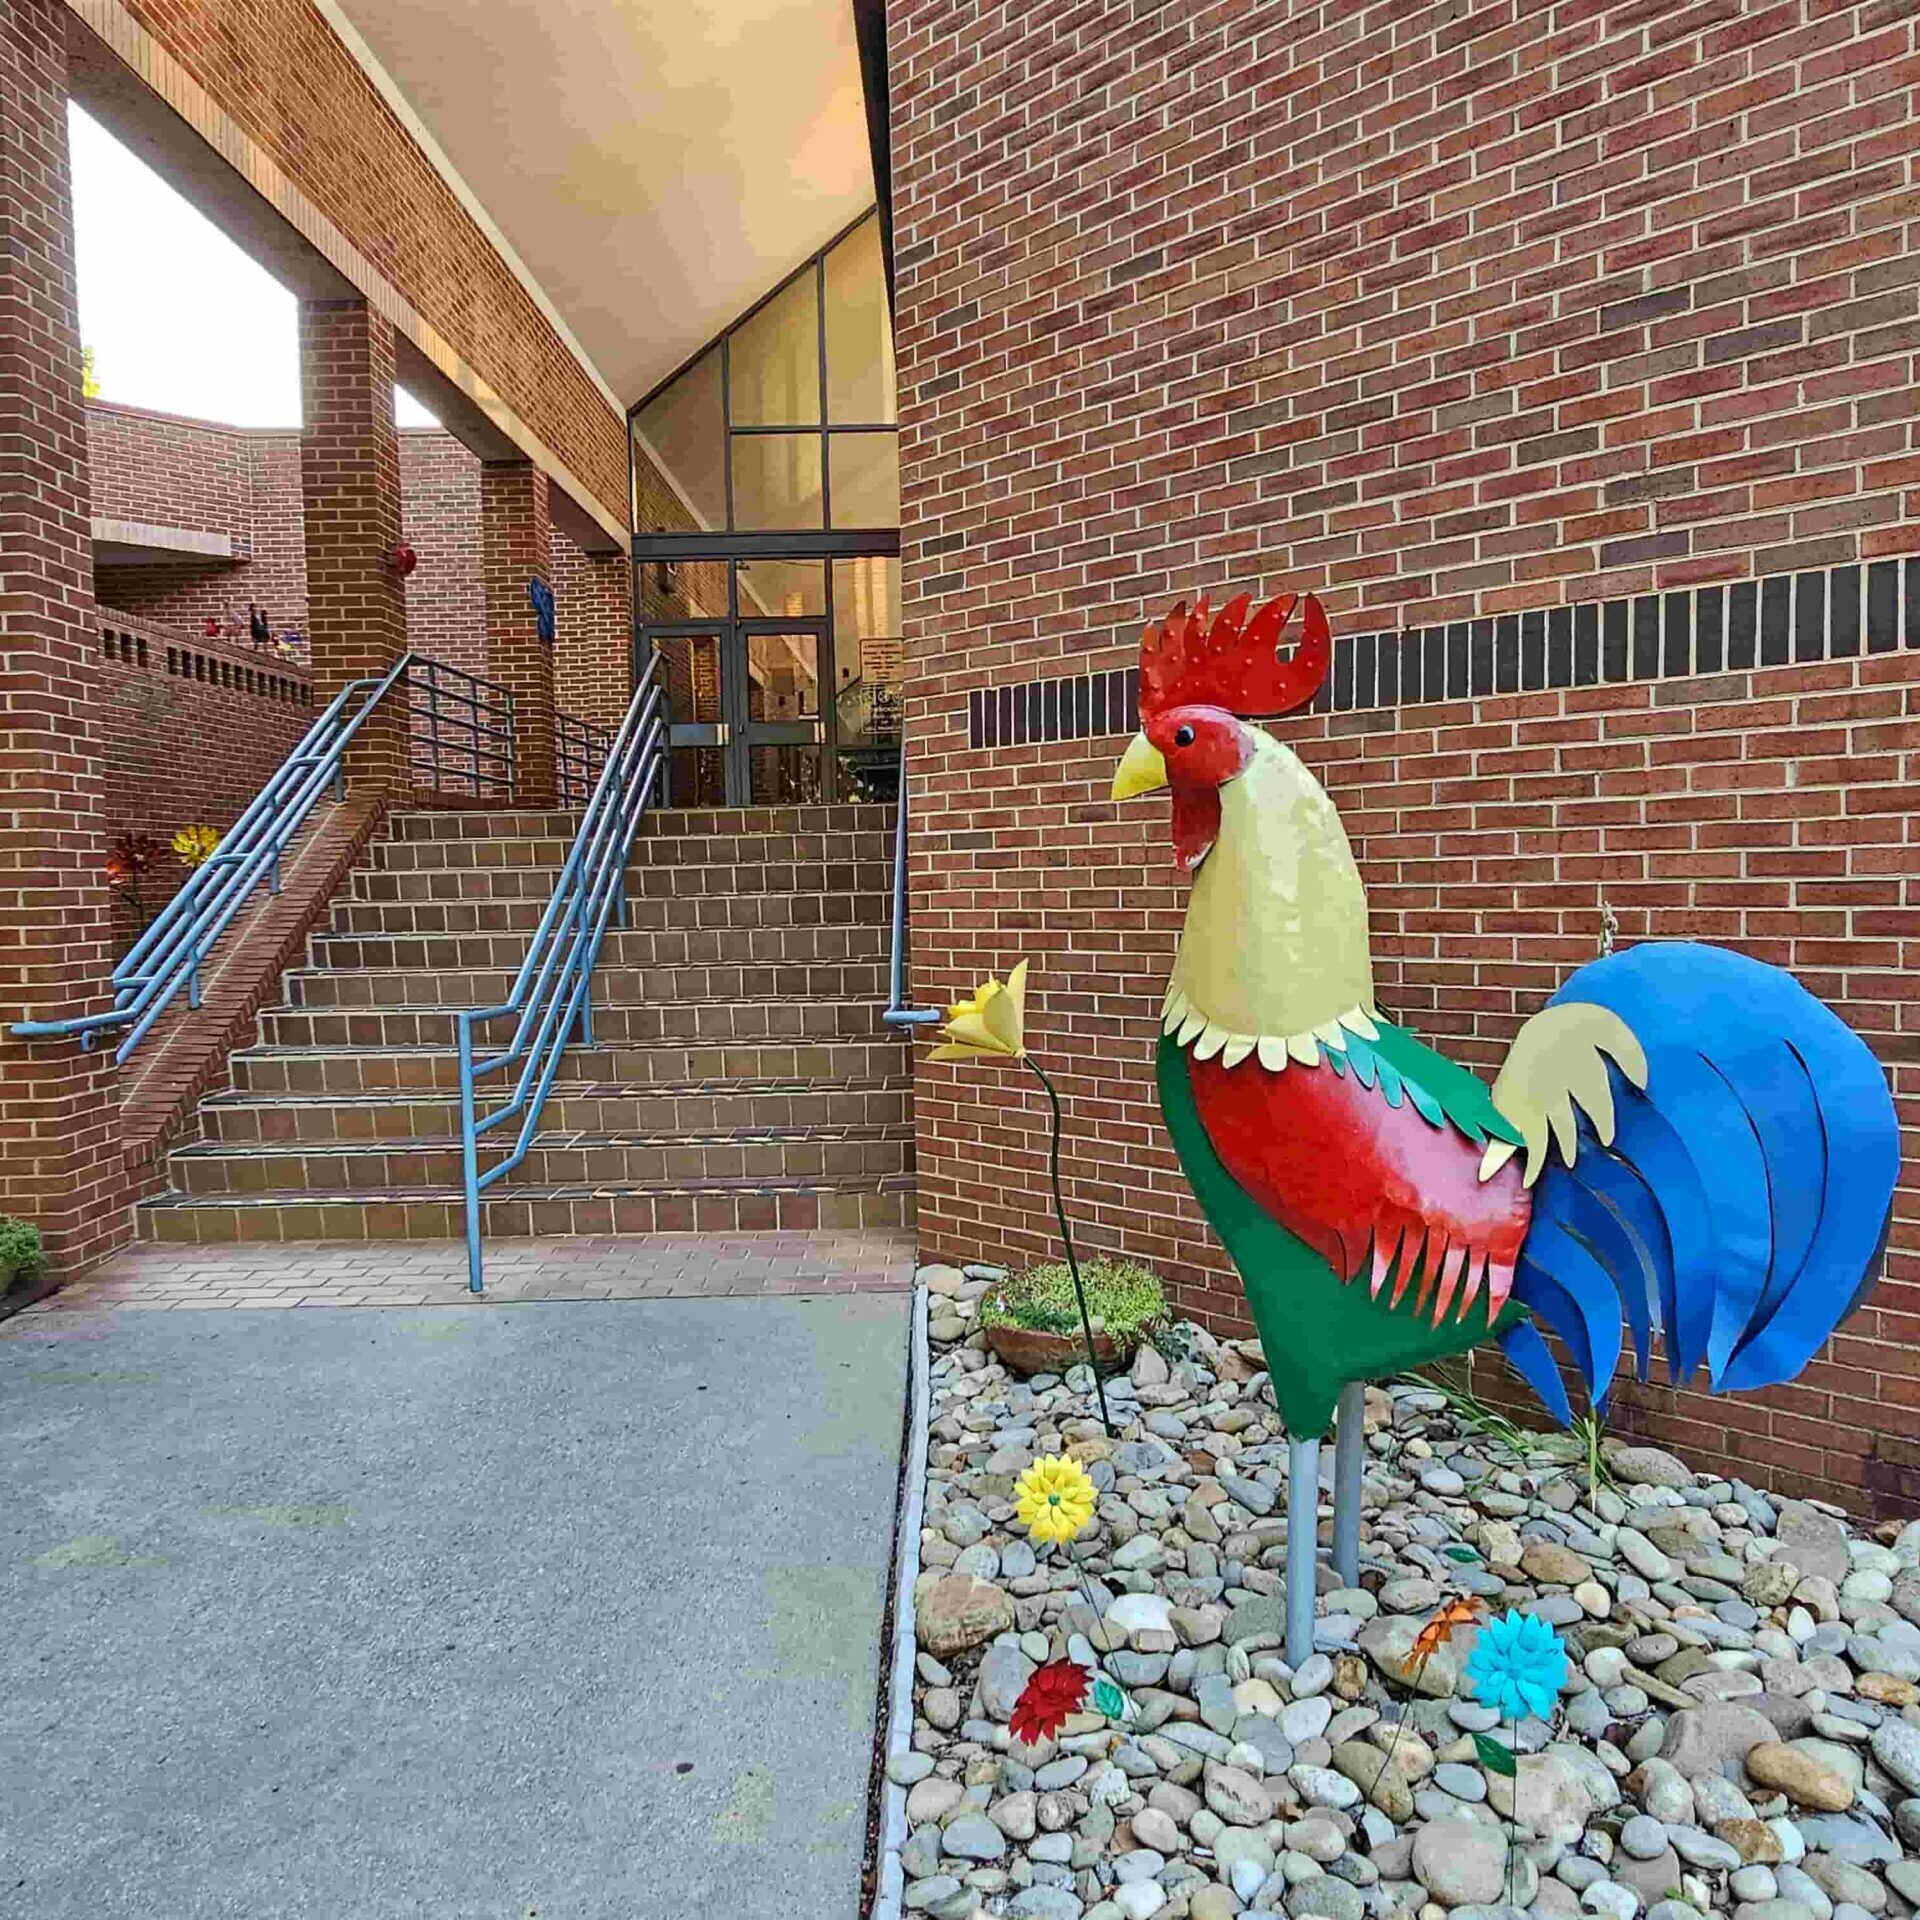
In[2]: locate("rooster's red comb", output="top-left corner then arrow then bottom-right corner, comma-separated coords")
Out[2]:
1139,591 -> 1331,721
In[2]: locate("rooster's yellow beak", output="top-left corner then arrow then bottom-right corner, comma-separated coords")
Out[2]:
1110,731 -> 1168,801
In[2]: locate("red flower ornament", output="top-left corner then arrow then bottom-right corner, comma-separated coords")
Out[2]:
1009,1659 -> 1092,1747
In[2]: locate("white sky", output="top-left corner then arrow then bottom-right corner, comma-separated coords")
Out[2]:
70,105 -> 438,430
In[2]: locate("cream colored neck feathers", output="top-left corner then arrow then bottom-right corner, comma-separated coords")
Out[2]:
1164,732 -> 1380,1069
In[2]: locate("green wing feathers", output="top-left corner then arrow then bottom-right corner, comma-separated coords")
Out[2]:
1156,1034 -> 1520,1438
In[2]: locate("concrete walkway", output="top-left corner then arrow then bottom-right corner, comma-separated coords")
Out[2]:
1,1240 -> 912,1918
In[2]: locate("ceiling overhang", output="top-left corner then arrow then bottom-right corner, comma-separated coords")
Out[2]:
327,0 -> 878,413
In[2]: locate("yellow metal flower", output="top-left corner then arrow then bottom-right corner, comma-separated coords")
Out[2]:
929,959 -> 1028,1062
1014,1453 -> 1098,1545
171,823 -> 221,869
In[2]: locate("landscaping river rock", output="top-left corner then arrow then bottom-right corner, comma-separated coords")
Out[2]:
894,1265 -> 1920,1920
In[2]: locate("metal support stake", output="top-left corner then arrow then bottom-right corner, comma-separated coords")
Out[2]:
1333,1380 -> 1366,1589
268,849 -> 282,897
458,1014 -> 484,1294
187,942 -> 203,1011
1285,1434 -> 1321,1668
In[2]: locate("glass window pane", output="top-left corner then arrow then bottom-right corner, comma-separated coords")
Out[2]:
834,556 -> 904,802
638,554 -> 729,624
732,433 -> 823,529
747,631 -> 820,718
736,558 -> 825,618
633,347 -> 725,532
729,273 -> 821,425
828,431 -> 898,529
825,216 -> 895,425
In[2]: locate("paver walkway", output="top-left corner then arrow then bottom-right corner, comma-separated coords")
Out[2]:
22,1228 -> 913,1310
1,1234 -> 915,1918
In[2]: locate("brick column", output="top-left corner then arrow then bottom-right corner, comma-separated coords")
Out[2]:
481,460 -> 555,806
299,298 -> 407,792
554,537 -> 635,733
0,0 -> 126,1276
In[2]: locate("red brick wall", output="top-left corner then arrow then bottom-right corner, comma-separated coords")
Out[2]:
400,429 -> 484,676
93,610 -> 315,948
90,402 -> 621,720
891,0 -> 1920,1516
87,403 -> 309,643
114,0 -> 627,527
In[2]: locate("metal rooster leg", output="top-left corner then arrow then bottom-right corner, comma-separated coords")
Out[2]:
1282,1386 -> 1364,1669
1284,1433 -> 1320,1667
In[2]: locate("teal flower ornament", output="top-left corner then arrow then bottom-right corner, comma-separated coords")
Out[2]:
1462,1609 -> 1568,1722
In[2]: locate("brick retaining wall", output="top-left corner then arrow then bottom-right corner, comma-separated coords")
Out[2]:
891,0 -> 1920,1516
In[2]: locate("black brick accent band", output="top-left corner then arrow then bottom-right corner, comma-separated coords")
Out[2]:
965,559 -> 1918,750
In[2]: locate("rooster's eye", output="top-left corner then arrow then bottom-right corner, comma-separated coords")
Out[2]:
1173,724 -> 1196,747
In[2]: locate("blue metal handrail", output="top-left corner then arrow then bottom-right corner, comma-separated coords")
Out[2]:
10,652 -> 420,1064
881,729 -> 939,1029
456,653 -> 668,1292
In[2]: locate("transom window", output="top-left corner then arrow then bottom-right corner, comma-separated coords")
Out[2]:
630,212 -> 896,535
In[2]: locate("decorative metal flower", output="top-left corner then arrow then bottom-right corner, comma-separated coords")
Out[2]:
103,832 -> 161,885
929,960 -> 1027,1062
171,823 -> 221,870
1462,1608 -> 1568,1722
1009,1658 -> 1092,1746
1412,1593 -> 1485,1663
1014,1453 -> 1098,1545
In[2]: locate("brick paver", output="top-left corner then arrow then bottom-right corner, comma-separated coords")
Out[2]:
26,1230 -> 917,1313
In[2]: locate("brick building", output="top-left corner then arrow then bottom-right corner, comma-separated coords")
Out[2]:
0,0 -> 1914,1513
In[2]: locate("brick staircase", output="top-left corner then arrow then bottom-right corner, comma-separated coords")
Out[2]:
135,804 -> 916,1244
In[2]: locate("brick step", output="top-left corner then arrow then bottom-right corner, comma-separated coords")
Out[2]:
325,889 -> 889,938
229,1037 -> 908,1097
310,920 -> 892,974
256,996 -> 893,1050
370,827 -> 893,872
166,1121 -> 915,1195
282,957 -> 892,1011
197,1076 -> 912,1144
135,1175 -> 917,1244
387,802 -> 894,843
348,861 -> 893,903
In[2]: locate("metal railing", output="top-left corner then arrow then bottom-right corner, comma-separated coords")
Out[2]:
455,654 -> 668,1292
409,656 -> 516,797
553,709 -> 614,808
11,654 -> 422,1063
881,730 -> 939,1030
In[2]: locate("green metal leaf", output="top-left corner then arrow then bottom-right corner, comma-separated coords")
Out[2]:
1090,1676 -> 1134,1723
1443,1544 -> 1480,1564
1473,1731 -> 1517,1777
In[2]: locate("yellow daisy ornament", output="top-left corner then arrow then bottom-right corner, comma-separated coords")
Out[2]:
1014,1453 -> 1098,1546
929,960 -> 1028,1062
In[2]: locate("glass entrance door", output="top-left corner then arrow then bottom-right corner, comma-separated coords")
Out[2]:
643,619 -> 829,805
739,621 -> 825,803
651,626 -> 730,807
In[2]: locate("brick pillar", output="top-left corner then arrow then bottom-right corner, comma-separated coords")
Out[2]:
299,299 -> 407,792
481,461 -> 555,806
555,536 -> 635,733
0,0 -> 126,1276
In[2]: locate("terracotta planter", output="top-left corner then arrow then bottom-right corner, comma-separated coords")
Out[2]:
984,1321 -> 1127,1378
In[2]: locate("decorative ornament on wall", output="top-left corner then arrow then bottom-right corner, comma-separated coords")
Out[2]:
389,541 -> 418,579
1109,587 -> 1900,1663
528,576 -> 556,646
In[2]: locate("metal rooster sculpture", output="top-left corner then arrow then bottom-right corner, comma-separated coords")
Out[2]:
1109,590 -> 1900,1662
